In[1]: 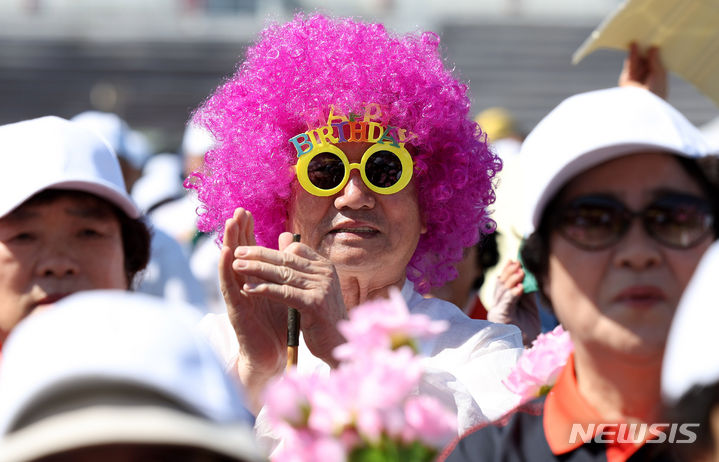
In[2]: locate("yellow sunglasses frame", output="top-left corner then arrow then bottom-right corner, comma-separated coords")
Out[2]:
295,143 -> 414,197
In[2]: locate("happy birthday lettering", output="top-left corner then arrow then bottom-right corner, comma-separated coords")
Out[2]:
289,104 -> 416,157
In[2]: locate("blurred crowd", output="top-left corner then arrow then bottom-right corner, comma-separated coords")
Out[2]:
0,11 -> 718,462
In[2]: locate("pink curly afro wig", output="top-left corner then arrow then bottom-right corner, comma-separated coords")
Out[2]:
187,14 -> 500,293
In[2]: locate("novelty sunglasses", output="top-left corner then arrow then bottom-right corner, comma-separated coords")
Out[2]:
295,143 -> 413,197
552,193 -> 714,250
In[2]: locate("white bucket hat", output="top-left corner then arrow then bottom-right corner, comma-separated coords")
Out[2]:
0,116 -> 140,219
662,241 -> 719,404
0,291 -> 263,462
520,87 -> 709,235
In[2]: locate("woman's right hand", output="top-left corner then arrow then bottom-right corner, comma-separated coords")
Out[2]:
219,208 -> 288,411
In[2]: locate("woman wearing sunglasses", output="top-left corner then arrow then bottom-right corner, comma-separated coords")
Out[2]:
443,86 -> 718,461
188,14 -> 523,449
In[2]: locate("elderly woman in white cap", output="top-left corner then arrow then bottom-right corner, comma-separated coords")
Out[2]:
71,112 -> 209,313
0,116 -> 150,347
444,86 -> 717,461
662,241 -> 719,462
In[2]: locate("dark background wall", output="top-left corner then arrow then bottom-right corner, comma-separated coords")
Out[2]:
0,22 -> 716,152
443,22 -> 718,135
0,38 -> 246,150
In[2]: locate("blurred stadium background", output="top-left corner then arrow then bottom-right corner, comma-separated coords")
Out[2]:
1,0 -> 717,152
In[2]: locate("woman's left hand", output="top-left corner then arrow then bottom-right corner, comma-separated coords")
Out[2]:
488,260 -> 541,347
232,232 -> 348,367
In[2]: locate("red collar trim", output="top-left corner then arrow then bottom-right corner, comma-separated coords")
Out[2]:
543,354 -> 651,462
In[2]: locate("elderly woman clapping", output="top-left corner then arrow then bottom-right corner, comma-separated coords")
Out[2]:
189,15 -> 523,435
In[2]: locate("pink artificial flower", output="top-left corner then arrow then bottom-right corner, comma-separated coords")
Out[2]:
309,436 -> 348,462
334,288 -> 448,361
264,370 -> 315,427
355,407 -> 383,443
378,406 -> 407,441
402,395 -> 457,448
306,374 -> 354,435
349,348 -> 423,409
265,290 -> 458,462
337,428 -> 361,452
307,348 -> 423,438
272,430 -> 347,462
502,325 -> 573,403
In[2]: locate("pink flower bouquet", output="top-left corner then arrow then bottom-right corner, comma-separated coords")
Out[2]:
502,325 -> 573,404
264,289 -> 456,462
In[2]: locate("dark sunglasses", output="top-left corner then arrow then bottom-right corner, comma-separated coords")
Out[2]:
551,193 -> 715,250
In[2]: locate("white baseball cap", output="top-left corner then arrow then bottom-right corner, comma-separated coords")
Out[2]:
131,153 -> 184,212
0,290 -> 262,461
521,87 -> 709,234
662,241 -> 719,404
182,122 -> 215,159
72,111 -> 151,170
0,116 -> 140,219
